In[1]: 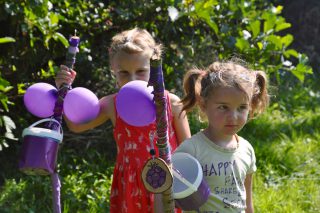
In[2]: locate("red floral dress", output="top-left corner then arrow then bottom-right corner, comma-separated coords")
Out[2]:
110,93 -> 181,213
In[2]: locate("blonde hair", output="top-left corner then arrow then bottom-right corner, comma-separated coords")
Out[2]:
109,28 -> 162,60
181,60 -> 269,119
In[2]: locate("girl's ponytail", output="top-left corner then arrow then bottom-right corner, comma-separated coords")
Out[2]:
250,71 -> 269,117
180,68 -> 205,113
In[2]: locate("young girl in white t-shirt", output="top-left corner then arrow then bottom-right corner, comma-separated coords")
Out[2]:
176,60 -> 270,213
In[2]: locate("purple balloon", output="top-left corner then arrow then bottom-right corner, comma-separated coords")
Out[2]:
116,80 -> 155,127
63,87 -> 100,124
24,83 -> 57,118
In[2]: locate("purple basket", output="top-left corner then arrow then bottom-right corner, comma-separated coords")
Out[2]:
172,152 -> 211,211
19,119 -> 63,176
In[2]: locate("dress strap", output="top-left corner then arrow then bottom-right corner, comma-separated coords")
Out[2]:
113,95 -> 119,118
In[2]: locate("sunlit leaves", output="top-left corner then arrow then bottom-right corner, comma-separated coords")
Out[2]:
291,63 -> 313,82
0,115 -> 17,151
262,11 -> 277,33
52,32 -> 68,47
0,37 -> 16,43
284,49 -> 299,58
281,34 -> 293,47
184,0 -> 312,82
236,38 -> 250,51
247,20 -> 260,39
193,1 -> 219,34
267,35 -> 282,49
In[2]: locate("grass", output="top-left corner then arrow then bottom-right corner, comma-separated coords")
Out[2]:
1,86 -> 320,212
241,107 -> 320,213
0,141 -> 115,213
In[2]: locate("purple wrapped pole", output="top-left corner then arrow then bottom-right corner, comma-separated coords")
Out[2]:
149,59 -> 175,212
51,173 -> 61,213
51,35 -> 80,129
49,35 -> 80,213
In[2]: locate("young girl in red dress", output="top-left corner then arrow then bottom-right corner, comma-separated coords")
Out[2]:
55,28 -> 191,212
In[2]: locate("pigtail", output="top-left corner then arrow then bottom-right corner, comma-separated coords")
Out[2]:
180,68 -> 205,113
250,71 -> 269,117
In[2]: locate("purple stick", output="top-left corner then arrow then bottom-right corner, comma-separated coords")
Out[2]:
51,173 -> 61,213
50,35 -> 80,213
149,59 -> 175,212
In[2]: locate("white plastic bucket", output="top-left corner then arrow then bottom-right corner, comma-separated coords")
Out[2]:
172,152 -> 210,210
19,118 -> 63,175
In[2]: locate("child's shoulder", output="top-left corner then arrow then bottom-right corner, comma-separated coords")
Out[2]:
99,93 -> 116,117
167,92 -> 181,103
237,135 -> 255,151
100,93 -> 116,106
175,132 -> 203,155
180,132 -> 203,146
167,92 -> 183,115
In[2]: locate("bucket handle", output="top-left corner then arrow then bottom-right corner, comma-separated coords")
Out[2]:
29,118 -> 63,135
172,168 -> 198,192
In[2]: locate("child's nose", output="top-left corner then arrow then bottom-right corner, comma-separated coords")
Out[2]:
228,110 -> 238,120
128,75 -> 137,81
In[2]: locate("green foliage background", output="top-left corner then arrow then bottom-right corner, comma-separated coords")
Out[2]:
0,0 -> 319,212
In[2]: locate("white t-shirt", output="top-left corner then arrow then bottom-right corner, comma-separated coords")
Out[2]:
175,131 -> 256,213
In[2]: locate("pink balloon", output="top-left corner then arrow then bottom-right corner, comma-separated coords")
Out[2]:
63,87 -> 100,124
116,80 -> 155,127
23,83 -> 57,118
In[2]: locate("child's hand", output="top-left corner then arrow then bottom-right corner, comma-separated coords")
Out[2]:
55,65 -> 77,88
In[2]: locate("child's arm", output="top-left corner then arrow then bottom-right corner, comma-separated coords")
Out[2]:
64,95 -> 115,133
169,93 -> 191,144
245,173 -> 254,213
55,65 -> 114,133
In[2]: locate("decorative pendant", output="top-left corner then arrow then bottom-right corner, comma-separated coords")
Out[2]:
141,157 -> 173,193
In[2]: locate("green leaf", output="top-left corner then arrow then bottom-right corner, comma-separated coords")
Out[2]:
262,12 -> 276,33
274,5 -> 283,14
0,77 -> 10,88
53,32 -> 69,47
235,38 -> 250,51
1,98 -> 9,112
44,34 -> 52,48
194,1 -> 219,34
49,12 -> 59,26
248,20 -> 260,38
207,20 -> 219,34
17,83 -> 26,95
267,35 -> 282,49
281,34 -> 293,47
203,0 -> 218,8
291,63 -> 313,82
276,22 -> 291,32
284,49 -> 299,58
0,37 -> 16,44
196,12 -> 218,34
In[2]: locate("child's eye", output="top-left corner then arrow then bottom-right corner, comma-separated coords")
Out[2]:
137,70 -> 147,75
118,71 -> 129,76
238,105 -> 248,111
218,105 -> 228,110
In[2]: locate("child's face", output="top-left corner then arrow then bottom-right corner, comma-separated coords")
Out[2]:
201,86 -> 250,139
112,51 -> 151,88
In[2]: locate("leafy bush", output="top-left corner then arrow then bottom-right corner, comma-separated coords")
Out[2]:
0,0 -> 318,212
